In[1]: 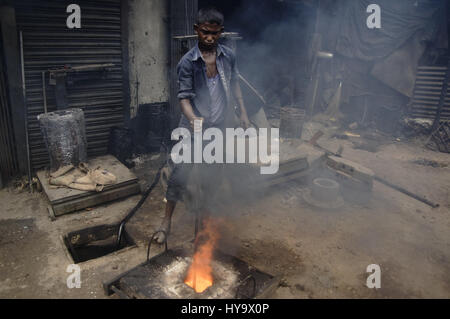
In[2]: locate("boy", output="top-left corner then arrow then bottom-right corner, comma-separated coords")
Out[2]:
154,7 -> 250,244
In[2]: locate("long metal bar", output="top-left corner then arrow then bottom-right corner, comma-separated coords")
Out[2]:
238,74 -> 266,105
310,140 -> 439,208
373,176 -> 439,208
20,31 -> 32,191
173,32 -> 240,40
42,71 -> 47,113
116,163 -> 165,246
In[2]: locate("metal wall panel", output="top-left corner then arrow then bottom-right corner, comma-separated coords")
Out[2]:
14,0 -> 125,170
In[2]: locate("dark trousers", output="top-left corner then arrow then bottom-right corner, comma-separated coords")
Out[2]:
165,162 -> 225,208
165,121 -> 226,205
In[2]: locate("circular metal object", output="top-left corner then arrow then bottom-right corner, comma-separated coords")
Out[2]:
303,178 -> 344,210
311,178 -> 340,202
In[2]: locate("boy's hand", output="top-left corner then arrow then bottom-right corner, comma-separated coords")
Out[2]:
240,113 -> 251,129
190,117 -> 204,131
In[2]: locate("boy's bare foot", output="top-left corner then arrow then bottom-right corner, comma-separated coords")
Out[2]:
154,218 -> 171,244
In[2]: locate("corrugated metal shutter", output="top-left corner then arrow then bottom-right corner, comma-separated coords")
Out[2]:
410,65 -> 450,121
15,0 -> 126,170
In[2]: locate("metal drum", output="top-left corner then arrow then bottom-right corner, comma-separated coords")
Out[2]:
280,107 -> 305,138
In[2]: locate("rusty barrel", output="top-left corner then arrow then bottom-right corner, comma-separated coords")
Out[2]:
280,107 -> 305,138
37,108 -> 87,172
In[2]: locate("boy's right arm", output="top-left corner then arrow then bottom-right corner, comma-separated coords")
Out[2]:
177,59 -> 203,130
180,99 -> 202,130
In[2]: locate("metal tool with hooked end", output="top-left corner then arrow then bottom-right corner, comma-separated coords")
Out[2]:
116,144 -> 169,247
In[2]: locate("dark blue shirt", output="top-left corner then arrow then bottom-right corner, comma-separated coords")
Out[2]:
177,43 -> 239,129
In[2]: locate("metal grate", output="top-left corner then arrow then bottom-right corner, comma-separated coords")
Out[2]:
410,65 -> 450,121
15,0 -> 125,170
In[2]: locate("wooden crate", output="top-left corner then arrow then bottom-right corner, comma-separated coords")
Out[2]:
37,155 -> 141,219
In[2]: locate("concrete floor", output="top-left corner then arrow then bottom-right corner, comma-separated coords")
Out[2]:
0,134 -> 449,299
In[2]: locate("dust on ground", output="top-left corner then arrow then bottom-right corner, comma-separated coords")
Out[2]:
0,134 -> 449,298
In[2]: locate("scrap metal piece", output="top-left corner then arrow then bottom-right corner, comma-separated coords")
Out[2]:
374,175 -> 439,208
427,122 -> 450,153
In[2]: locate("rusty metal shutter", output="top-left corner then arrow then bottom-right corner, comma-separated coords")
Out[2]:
15,0 -> 126,171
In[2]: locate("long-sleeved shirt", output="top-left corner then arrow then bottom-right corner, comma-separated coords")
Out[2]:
176,42 -> 239,129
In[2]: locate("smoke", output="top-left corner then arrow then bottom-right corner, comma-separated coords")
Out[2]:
190,0 -> 448,255
221,0 -> 317,112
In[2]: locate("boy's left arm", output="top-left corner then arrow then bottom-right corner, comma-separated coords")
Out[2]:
233,82 -> 250,129
230,54 -> 250,129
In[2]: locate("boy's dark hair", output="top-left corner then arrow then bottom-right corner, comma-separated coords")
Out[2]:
197,7 -> 224,25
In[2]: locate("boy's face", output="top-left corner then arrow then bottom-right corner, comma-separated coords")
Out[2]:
194,22 -> 224,49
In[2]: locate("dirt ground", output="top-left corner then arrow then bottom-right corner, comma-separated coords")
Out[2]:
0,133 -> 449,299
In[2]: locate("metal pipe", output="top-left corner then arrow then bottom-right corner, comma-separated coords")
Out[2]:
374,176 -> 439,208
42,71 -> 47,113
19,31 -> 32,192
173,32 -> 241,40
116,162 -> 165,247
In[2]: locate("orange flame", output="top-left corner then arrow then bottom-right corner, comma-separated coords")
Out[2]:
184,218 -> 221,293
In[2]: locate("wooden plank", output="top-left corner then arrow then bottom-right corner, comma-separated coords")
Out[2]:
277,157 -> 309,175
52,182 -> 140,216
50,180 -> 138,205
262,168 -> 311,188
37,154 -> 138,203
